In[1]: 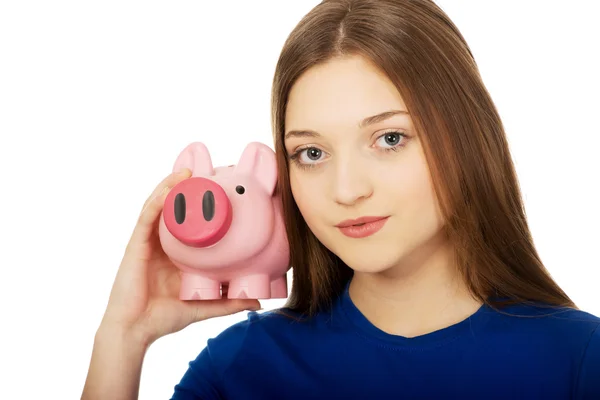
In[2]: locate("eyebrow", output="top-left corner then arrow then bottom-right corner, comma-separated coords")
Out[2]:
284,109 -> 409,139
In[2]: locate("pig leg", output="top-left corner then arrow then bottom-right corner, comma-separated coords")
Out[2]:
228,274 -> 271,299
270,275 -> 288,298
180,273 -> 221,300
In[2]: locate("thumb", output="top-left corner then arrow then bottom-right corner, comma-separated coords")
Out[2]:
185,299 -> 262,323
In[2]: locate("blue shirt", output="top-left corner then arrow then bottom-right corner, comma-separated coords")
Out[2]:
171,282 -> 600,399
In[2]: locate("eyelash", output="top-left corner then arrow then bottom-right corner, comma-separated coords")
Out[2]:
288,130 -> 409,171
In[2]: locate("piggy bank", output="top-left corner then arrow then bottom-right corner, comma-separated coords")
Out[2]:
158,142 -> 291,300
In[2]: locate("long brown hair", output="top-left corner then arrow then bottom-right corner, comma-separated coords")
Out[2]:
270,0 -> 575,318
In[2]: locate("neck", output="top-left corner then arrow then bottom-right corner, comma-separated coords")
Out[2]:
348,236 -> 482,338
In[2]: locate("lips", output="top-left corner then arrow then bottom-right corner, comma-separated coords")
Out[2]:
335,216 -> 389,239
335,216 -> 389,228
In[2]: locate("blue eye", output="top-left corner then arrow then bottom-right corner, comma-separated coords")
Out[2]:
288,146 -> 326,170
302,147 -> 322,161
371,130 -> 410,154
295,147 -> 324,164
376,132 -> 406,149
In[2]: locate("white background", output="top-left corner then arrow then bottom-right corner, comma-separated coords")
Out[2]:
1,1 -> 598,399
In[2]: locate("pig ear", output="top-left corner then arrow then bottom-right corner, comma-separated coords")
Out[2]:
235,142 -> 277,195
173,142 -> 214,177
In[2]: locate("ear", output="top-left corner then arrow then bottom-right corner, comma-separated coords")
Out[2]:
234,142 -> 277,195
172,142 -> 214,177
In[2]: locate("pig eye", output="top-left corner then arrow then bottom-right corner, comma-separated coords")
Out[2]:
235,185 -> 245,194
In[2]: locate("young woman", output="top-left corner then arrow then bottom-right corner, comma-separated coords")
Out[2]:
82,1 -> 600,399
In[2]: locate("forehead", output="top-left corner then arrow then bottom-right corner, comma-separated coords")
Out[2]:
285,56 -> 407,131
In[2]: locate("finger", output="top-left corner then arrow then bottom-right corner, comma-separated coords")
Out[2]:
185,299 -> 262,322
131,169 -> 192,245
140,168 -> 191,215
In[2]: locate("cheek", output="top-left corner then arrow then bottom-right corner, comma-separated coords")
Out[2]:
385,158 -> 441,223
411,180 -> 443,231
290,170 -> 328,223
290,171 -> 314,214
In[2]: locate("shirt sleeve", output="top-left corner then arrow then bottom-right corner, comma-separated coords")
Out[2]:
575,323 -> 600,399
170,314 -> 255,400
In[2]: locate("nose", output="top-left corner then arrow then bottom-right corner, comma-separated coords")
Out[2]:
332,158 -> 373,206
163,177 -> 232,247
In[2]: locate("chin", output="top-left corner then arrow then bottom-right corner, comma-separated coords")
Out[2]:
329,238 -> 407,275
346,262 -> 394,275
342,253 -> 400,274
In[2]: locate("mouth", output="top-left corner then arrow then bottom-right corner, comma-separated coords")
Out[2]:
335,216 -> 390,238
335,216 -> 389,228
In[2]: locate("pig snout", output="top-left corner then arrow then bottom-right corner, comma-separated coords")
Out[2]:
163,177 -> 232,247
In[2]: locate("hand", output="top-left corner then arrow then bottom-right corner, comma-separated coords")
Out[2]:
98,169 -> 261,348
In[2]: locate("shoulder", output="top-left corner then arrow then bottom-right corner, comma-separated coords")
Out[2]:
485,302 -> 599,346
171,309 -> 308,399
199,308 -> 314,372
486,303 -> 600,397
489,302 -> 599,334
574,314 -> 600,398
211,307 -> 311,343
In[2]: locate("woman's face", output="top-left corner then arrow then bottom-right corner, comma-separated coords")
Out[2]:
284,55 -> 447,275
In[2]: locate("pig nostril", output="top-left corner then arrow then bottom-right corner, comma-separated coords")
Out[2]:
235,185 -> 245,194
202,190 -> 215,221
174,193 -> 186,224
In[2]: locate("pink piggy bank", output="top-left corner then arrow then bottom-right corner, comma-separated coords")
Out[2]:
158,142 -> 291,300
